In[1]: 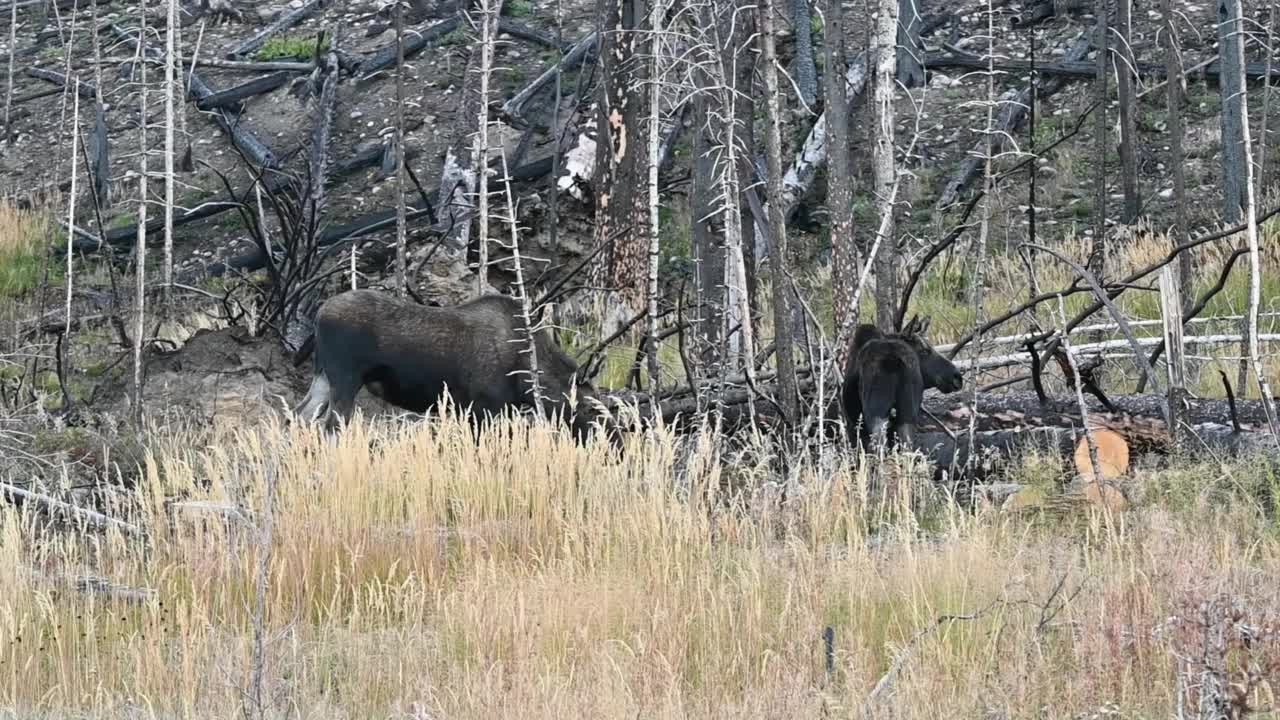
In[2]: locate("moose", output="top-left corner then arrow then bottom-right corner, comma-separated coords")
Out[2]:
291,289 -> 615,443
840,315 -> 965,454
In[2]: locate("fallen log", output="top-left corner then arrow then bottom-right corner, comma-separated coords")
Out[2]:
496,18 -> 565,50
500,31 -> 597,121
224,0 -> 331,59
779,52 -> 868,220
935,32 -> 1091,209
187,70 -> 280,169
24,68 -> 97,98
925,50 -> 1280,86
359,17 -> 460,79
193,70 -> 292,110
111,23 -> 280,170
1,481 -> 142,537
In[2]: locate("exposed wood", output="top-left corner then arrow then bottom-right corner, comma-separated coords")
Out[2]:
1072,428 -> 1130,479
224,0 -> 330,59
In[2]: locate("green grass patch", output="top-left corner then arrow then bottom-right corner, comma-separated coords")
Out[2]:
506,0 -> 533,17
255,34 -> 330,61
0,204 -> 56,297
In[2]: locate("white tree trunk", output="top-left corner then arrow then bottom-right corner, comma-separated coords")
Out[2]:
64,84 -> 80,337
500,150 -> 543,416
646,0 -> 664,399
871,0 -> 898,329
164,0 -> 178,302
1231,0 -> 1280,434
134,5 -> 149,425
473,0 -> 497,294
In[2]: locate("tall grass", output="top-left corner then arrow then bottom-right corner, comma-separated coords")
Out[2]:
0,203 -> 54,299
3,411 -> 1280,718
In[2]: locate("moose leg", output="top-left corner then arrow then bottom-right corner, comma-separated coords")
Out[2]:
892,377 -> 925,453
293,374 -> 332,423
325,372 -> 362,428
860,383 -> 894,457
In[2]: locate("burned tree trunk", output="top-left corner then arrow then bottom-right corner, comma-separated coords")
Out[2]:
733,0 -> 758,317
1090,0 -> 1109,281
824,0 -> 857,369
791,0 -> 817,108
1218,0 -> 1246,224
589,0 -> 652,316
897,0 -> 925,87
759,0 -> 799,422
1116,0 -> 1138,223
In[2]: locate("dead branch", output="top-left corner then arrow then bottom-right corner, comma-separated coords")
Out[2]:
1,481 -> 142,537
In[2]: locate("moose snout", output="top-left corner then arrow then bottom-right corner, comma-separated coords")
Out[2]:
942,371 -> 964,393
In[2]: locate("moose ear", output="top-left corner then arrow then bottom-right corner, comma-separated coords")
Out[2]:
903,314 -> 919,334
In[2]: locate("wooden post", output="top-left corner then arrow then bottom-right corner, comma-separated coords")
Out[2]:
1160,265 -> 1190,449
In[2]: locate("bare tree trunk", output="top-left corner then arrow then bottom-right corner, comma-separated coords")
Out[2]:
591,0 -> 651,316
133,4 -> 149,427
1116,0 -> 1138,223
164,0 -> 177,303
1218,0 -> 1246,224
645,0 -> 664,399
394,0 -> 408,295
472,0 -> 497,294
1090,0 -> 1109,281
791,0 -> 817,109
499,150 -> 544,417
707,0 -> 754,377
691,97 -> 722,366
872,0 -> 899,329
1257,2 -> 1275,199
435,0 -> 506,300
1230,0 -> 1280,434
824,0 -> 857,369
3,0 -> 15,136
64,84 -> 79,338
734,0 -> 758,321
1241,3 -> 1275,394
760,0 -> 799,422
967,0 -> 996,469
897,0 -> 925,87
1163,0 -> 1191,312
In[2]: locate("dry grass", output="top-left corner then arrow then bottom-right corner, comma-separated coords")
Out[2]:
0,202 -> 55,300
3,410 -> 1280,718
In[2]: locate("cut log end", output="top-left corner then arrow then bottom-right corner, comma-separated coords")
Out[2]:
1072,427 -> 1130,481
